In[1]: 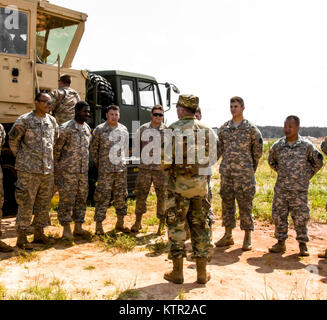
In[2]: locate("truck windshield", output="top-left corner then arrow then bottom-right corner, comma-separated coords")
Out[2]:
36,12 -> 78,65
138,81 -> 160,108
0,8 -> 28,56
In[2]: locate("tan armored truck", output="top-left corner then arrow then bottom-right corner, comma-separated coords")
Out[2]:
0,0 -> 179,214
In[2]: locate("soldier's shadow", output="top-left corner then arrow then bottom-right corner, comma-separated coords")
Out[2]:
126,281 -> 206,300
247,252 -> 307,274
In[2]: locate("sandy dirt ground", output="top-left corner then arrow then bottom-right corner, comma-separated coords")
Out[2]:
0,214 -> 326,300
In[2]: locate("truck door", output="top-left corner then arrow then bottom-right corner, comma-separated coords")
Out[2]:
137,80 -> 161,125
0,4 -> 35,108
120,77 -> 138,133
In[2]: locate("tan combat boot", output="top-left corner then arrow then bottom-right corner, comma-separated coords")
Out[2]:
156,218 -> 165,236
130,214 -> 143,233
95,222 -> 104,236
318,249 -> 327,259
215,227 -> 234,247
299,242 -> 309,257
73,223 -> 90,240
196,258 -> 211,284
115,215 -> 130,233
0,240 -> 14,253
269,240 -> 286,253
16,231 -> 33,250
164,257 -> 184,284
242,230 -> 252,251
33,228 -> 54,245
62,224 -> 74,241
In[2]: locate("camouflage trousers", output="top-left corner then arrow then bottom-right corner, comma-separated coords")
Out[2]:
0,178 -> 3,236
94,171 -> 127,222
57,172 -> 88,225
15,171 -> 54,232
272,187 -> 310,243
220,174 -> 256,231
135,168 -> 167,219
166,190 -> 212,261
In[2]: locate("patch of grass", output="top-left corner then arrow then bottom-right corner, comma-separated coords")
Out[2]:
84,265 -> 96,271
74,288 -> 92,298
100,233 -> 137,252
147,240 -> 169,254
8,279 -> 71,300
117,289 -> 140,300
104,280 -> 114,287
50,194 -> 59,213
15,251 -> 39,264
178,288 -> 185,300
0,284 -> 6,300
144,216 -> 159,227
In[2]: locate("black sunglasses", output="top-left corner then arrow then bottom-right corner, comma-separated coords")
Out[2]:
152,113 -> 164,117
38,99 -> 53,105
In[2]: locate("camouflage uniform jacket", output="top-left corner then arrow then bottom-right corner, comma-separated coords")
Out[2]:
135,121 -> 167,170
321,137 -> 327,155
217,119 -> 263,176
268,135 -> 323,192
163,116 -> 217,199
9,111 -> 59,175
54,119 -> 92,174
0,124 -> 5,179
51,87 -> 80,125
90,122 -> 129,175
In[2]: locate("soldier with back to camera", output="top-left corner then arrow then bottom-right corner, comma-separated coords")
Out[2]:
51,74 -> 81,126
163,95 -> 216,285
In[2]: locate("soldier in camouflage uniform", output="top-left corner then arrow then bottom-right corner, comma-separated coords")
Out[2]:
216,96 -> 263,251
268,116 -> 323,256
54,101 -> 92,241
163,95 -> 217,285
91,105 -> 129,234
9,93 -> 59,250
131,105 -> 167,235
51,74 -> 81,126
319,137 -> 327,259
0,124 -> 14,252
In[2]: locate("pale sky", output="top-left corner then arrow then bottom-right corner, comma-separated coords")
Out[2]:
52,0 -> 327,128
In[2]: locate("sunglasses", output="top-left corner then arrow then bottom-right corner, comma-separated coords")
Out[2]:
152,113 -> 164,117
38,100 -> 53,105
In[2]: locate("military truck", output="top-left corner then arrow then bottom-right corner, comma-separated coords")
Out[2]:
0,0 -> 179,215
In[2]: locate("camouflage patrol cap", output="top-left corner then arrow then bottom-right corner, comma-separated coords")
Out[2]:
177,95 -> 199,111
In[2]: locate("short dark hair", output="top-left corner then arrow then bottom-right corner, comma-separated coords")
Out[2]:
106,105 -> 120,113
285,115 -> 300,126
151,105 -> 164,114
75,101 -> 90,112
230,96 -> 244,107
35,92 -> 51,102
59,74 -> 72,86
